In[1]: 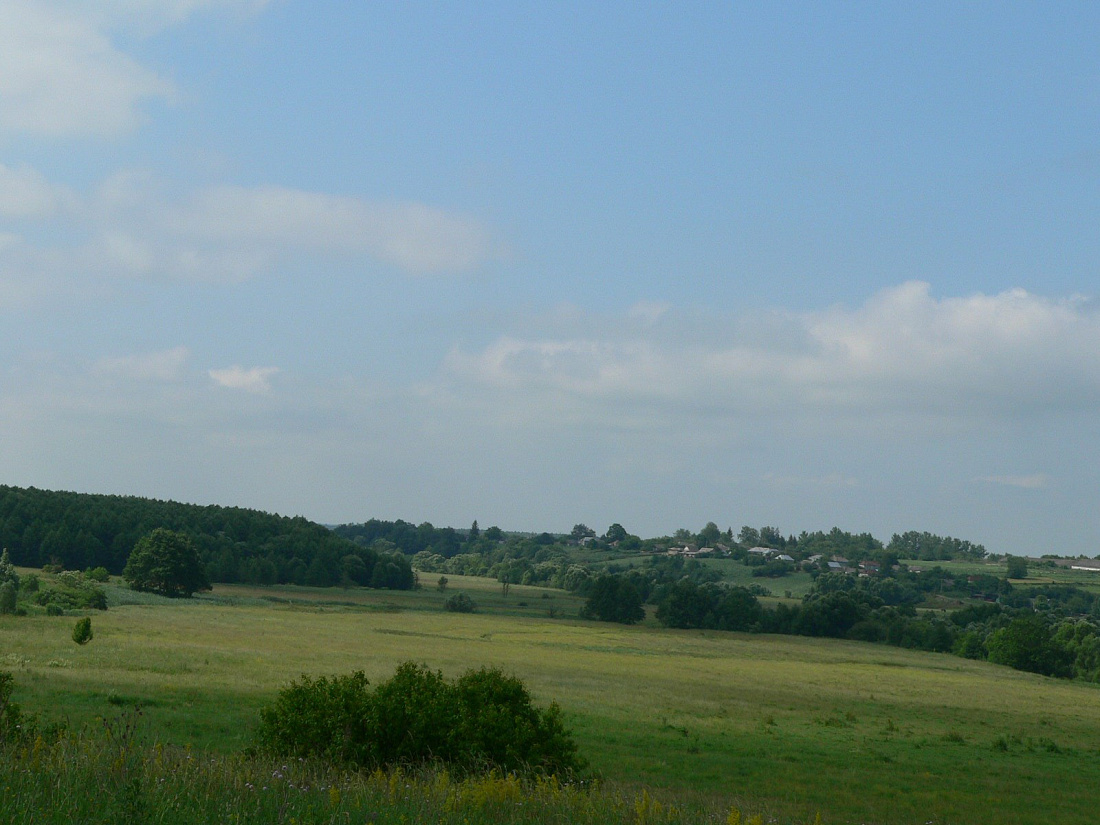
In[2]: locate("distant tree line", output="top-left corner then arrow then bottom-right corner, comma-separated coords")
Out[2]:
887,530 -> 987,561
0,487 -> 996,597
0,486 -> 414,591
668,523 -> 986,565
582,564 -> 1100,682
331,519 -> 513,559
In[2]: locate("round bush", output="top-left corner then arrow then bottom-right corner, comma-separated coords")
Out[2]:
72,617 -> 93,645
258,661 -> 584,777
0,581 -> 15,615
444,592 -> 476,613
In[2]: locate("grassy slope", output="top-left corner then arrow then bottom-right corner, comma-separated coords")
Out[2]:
4,575 -> 1100,824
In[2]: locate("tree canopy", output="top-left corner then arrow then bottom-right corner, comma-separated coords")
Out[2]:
582,574 -> 645,624
123,528 -> 211,598
0,485 -> 415,591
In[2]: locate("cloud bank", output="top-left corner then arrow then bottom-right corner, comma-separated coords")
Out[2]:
0,173 -> 496,296
441,282 -> 1100,428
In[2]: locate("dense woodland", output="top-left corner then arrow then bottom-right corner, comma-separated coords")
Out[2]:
0,486 -> 414,590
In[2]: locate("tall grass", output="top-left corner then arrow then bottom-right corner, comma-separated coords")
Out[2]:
0,718 -> 791,825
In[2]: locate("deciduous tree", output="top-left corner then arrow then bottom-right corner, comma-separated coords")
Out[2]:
123,528 -> 211,598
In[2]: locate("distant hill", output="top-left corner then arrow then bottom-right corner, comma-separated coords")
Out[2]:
0,485 -> 413,589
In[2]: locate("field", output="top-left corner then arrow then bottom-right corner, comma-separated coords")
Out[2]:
5,573 -> 1100,824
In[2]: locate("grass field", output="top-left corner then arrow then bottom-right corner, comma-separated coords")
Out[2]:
5,574 -> 1100,824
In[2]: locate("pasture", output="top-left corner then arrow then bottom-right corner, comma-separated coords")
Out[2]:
4,573 -> 1100,824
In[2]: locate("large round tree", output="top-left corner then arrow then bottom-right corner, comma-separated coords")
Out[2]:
123,528 -> 211,598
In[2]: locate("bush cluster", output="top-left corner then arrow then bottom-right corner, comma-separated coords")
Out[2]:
33,570 -> 107,611
444,592 -> 477,613
257,662 -> 584,777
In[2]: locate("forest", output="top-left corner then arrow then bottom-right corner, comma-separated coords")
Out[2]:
0,486 -> 414,591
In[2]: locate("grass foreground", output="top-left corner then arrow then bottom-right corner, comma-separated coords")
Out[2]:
4,575 -> 1100,824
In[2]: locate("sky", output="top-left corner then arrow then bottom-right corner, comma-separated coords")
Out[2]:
1,1 -> 1098,556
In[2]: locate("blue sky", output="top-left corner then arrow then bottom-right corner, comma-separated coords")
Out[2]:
1,2 -> 1098,555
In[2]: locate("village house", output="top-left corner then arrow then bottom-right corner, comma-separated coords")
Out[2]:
858,560 -> 881,576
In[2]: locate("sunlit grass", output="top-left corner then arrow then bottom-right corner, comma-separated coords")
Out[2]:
4,578 -> 1100,823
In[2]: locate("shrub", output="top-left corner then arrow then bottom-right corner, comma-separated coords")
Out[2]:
444,592 -> 476,613
34,573 -> 107,611
1005,555 -> 1028,579
72,617 -> 93,645
19,574 -> 38,594
45,603 -> 63,617
0,550 -> 18,589
258,661 -> 584,777
0,581 -> 15,615
84,567 -> 110,583
0,670 -> 33,743
258,671 -> 373,764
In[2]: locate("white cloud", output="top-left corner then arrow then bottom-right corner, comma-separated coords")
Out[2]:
0,172 -> 497,291
0,1 -> 269,138
0,164 -> 73,217
0,1 -> 171,137
75,1 -> 271,30
94,347 -> 189,381
209,365 -> 279,393
976,474 -> 1049,490
175,186 -> 495,275
441,282 -> 1100,428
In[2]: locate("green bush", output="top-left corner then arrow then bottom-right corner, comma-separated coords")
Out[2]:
35,572 -> 107,611
1005,555 -> 1028,579
72,617 -> 93,645
45,603 -> 63,617
0,670 -> 31,743
84,567 -> 110,583
0,549 -> 18,588
0,581 -> 15,615
444,592 -> 476,613
258,661 -> 584,777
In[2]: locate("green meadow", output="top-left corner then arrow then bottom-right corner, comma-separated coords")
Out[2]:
5,572 -> 1100,824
